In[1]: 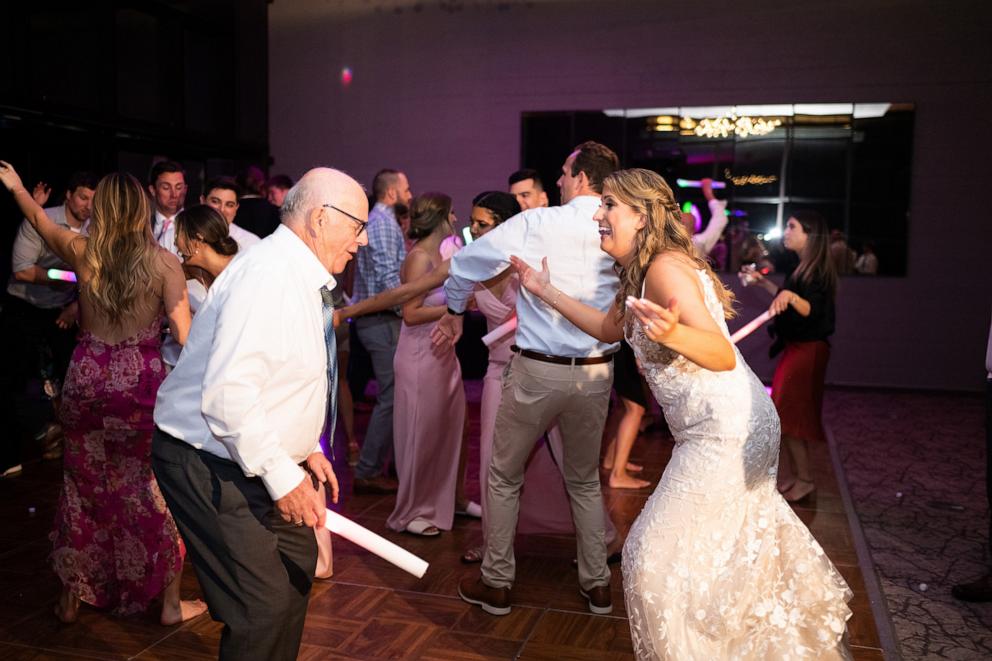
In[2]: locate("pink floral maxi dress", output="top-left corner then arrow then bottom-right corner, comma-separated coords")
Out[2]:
50,317 -> 183,616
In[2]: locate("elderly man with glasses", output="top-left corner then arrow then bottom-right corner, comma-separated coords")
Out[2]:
151,167 -> 368,661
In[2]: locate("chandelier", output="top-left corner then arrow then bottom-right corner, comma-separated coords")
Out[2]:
694,113 -> 782,139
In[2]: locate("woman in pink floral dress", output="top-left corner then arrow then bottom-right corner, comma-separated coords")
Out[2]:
0,162 -> 206,625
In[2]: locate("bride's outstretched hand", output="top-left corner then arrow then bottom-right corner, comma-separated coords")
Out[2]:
627,296 -> 680,344
509,255 -> 551,299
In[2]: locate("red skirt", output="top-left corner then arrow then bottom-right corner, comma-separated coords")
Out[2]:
771,340 -> 830,443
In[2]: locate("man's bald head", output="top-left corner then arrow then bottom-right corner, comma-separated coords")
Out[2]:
281,167 -> 369,274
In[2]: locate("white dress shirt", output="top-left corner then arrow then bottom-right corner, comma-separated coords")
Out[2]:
160,221 -> 260,366
444,195 -> 618,357
153,209 -> 181,256
155,225 -> 335,500
229,222 -> 261,250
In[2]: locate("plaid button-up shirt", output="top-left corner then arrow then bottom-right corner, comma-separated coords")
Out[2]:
352,202 -> 406,309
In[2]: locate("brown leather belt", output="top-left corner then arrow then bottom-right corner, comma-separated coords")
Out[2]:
511,345 -> 615,366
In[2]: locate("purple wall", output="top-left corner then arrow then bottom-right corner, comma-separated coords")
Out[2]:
269,0 -> 992,391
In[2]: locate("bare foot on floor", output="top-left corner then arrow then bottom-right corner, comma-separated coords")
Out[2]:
608,473 -> 651,490
601,460 -> 644,473
54,588 -> 80,624
783,478 -> 816,504
161,599 -> 208,626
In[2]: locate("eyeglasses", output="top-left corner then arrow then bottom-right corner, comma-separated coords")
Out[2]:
322,204 -> 368,237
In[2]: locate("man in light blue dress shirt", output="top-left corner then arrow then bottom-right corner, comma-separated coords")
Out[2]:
435,142 -> 621,616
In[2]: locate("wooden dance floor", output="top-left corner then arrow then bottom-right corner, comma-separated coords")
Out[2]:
0,381 -> 884,660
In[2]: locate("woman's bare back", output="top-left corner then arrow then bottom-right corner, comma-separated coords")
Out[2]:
74,247 -> 184,345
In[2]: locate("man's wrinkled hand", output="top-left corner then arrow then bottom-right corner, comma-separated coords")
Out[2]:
306,451 -> 338,505
275,474 -> 325,528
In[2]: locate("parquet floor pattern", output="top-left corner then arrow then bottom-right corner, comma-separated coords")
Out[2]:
0,384 -> 882,660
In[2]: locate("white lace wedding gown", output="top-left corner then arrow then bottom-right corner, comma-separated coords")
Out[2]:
622,271 -> 852,660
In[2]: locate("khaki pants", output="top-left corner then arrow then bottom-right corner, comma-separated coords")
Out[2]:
481,354 -> 613,591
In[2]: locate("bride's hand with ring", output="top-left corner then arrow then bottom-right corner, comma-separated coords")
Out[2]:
627,296 -> 681,345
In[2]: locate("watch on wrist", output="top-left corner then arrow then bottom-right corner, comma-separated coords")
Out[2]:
447,306 -> 465,316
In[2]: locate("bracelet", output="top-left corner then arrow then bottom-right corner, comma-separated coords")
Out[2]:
446,306 -> 465,316
549,288 -> 563,309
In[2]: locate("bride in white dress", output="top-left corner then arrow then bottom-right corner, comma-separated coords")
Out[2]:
510,168 -> 851,660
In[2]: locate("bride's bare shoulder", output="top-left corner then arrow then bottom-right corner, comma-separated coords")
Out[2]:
647,251 -> 699,279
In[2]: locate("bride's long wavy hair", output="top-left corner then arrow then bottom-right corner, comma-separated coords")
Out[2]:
604,168 -> 735,320
81,172 -> 159,325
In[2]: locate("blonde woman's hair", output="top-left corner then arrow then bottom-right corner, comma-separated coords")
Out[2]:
603,168 -> 735,320
81,172 -> 159,326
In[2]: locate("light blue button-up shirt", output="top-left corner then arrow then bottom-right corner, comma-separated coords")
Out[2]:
444,195 -> 619,358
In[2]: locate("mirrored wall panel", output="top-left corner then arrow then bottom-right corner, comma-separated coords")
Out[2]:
521,104 -> 914,276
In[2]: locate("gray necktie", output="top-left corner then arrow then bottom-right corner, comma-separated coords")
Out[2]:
320,286 -> 338,454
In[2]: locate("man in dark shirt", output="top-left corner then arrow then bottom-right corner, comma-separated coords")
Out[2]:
234,166 -> 282,238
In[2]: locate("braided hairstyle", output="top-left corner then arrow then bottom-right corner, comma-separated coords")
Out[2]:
604,168 -> 735,320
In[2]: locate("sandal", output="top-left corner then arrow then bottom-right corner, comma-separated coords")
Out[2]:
461,545 -> 484,564
406,518 -> 441,537
455,501 -> 482,518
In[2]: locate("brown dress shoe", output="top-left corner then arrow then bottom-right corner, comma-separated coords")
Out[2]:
458,577 -> 511,616
580,585 -> 613,615
352,477 -> 398,495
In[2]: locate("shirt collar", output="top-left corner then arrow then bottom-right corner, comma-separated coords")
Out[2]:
155,208 -> 180,224
372,201 -> 396,219
566,195 -> 602,214
270,224 -> 336,291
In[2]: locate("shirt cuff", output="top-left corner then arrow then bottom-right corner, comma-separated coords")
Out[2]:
260,456 -> 309,501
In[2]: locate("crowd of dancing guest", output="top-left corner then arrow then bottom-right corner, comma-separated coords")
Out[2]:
0,143 -> 855,660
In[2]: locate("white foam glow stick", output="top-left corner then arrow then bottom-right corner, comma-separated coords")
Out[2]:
676,178 -> 727,189
730,310 -> 772,344
481,317 -> 517,347
323,508 -> 429,578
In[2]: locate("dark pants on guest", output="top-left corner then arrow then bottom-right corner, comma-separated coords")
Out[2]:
0,294 -> 76,470
353,314 -> 402,479
151,429 -> 317,661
